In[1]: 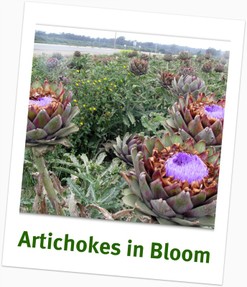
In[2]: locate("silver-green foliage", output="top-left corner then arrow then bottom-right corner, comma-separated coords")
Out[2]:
54,152 -> 127,218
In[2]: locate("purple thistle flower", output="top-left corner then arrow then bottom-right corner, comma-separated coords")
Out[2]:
29,96 -> 53,107
165,152 -> 208,183
204,104 -> 224,119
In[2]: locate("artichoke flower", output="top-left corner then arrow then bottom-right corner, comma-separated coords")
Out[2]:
178,51 -> 192,61
171,75 -> 207,98
163,54 -> 173,62
121,133 -> 219,227
164,93 -> 225,146
26,80 -> 79,147
129,58 -> 148,75
46,57 -> 59,69
201,61 -> 213,73
214,63 -> 225,73
159,71 -> 178,89
113,133 -> 144,166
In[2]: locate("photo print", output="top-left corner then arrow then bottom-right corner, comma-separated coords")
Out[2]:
21,24 -> 229,229
2,3 -> 244,285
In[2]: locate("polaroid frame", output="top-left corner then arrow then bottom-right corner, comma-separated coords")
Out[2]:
2,2 -> 245,285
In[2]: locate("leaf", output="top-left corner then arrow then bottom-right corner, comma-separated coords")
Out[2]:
79,154 -> 89,172
95,152 -> 107,165
66,178 -> 83,199
67,193 -> 80,217
127,111 -> 136,125
123,116 -> 130,127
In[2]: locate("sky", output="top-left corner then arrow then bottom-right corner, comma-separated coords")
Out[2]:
36,24 -> 230,51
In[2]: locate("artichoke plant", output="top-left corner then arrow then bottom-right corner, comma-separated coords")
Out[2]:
121,133 -> 219,228
26,80 -> 79,216
163,54 -> 173,62
27,80 -> 79,147
159,71 -> 178,89
171,75 -> 207,98
113,133 -> 144,166
46,57 -> 59,69
73,50 -> 81,57
178,66 -> 196,77
129,58 -> 148,75
178,51 -> 192,61
214,63 -> 225,73
201,61 -> 213,73
140,53 -> 150,61
164,93 -> 225,146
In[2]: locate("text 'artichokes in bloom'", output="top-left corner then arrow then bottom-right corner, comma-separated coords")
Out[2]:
164,93 -> 225,146
121,133 -> 219,228
26,80 -> 79,147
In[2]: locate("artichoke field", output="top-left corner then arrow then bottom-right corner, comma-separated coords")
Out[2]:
21,49 -> 228,228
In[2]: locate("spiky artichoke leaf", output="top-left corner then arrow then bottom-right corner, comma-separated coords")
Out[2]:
156,217 -> 178,225
135,199 -> 157,217
121,172 -> 142,198
44,115 -> 63,135
194,127 -> 216,145
49,123 -> 79,139
195,216 -> 215,228
26,128 -> 47,140
26,137 -> 72,148
170,217 -> 200,227
185,200 -> 216,217
194,141 -> 206,153
64,106 -> 80,126
122,194 -> 139,208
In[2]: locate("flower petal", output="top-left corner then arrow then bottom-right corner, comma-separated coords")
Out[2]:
139,172 -> 153,202
150,199 -> 176,218
166,191 -> 193,214
33,110 -> 51,128
150,178 -> 168,199
43,115 -> 62,135
26,128 -> 47,141
184,200 -> 216,217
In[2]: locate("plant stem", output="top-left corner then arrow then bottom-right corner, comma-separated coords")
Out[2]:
32,147 -> 65,216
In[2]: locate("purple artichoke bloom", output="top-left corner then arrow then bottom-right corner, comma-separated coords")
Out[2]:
121,133 -> 220,228
29,96 -> 53,107
165,152 -> 209,183
204,105 -> 224,120
26,80 -> 79,147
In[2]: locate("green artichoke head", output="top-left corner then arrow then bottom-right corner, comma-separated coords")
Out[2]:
121,133 -> 219,228
129,58 -> 148,76
113,133 -> 145,166
164,93 -> 225,146
26,80 -> 79,147
171,75 -> 207,98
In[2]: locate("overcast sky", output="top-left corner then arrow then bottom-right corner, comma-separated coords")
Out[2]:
36,24 -> 230,51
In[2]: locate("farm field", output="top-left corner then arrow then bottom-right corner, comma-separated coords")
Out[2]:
21,48 -> 228,228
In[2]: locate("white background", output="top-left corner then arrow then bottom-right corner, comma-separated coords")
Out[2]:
0,0 -> 246,286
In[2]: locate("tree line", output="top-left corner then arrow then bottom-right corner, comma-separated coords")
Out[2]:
35,31 -> 224,57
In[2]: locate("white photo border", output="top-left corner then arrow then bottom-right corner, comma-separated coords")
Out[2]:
2,2 -> 245,285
